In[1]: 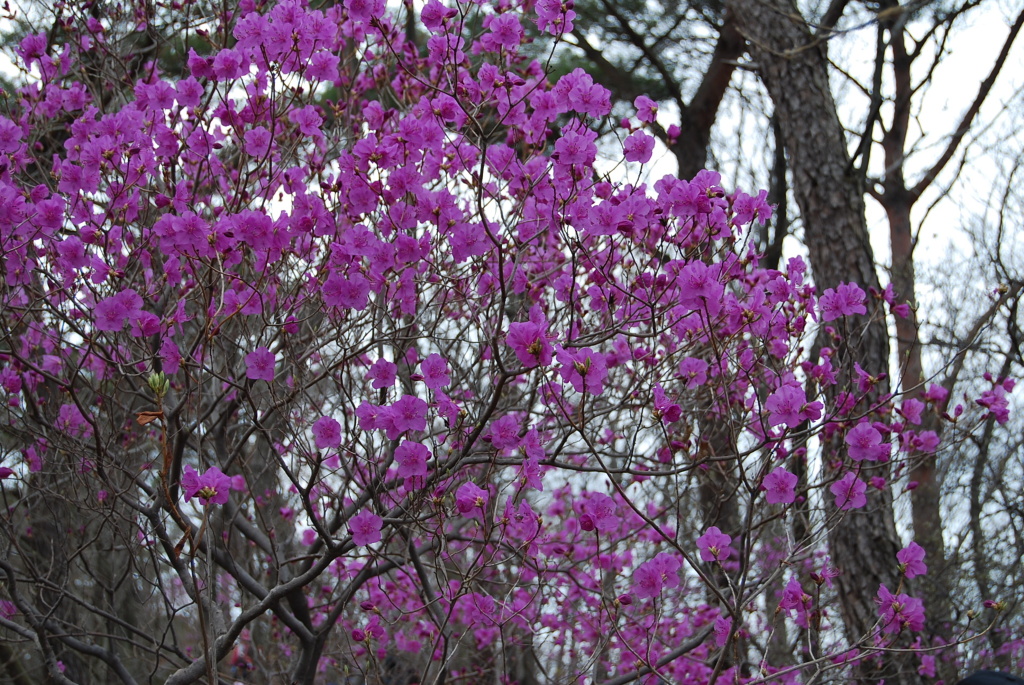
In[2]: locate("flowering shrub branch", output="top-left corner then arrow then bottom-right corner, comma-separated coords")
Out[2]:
0,0 -> 1011,683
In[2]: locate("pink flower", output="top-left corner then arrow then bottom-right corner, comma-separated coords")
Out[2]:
322,272 -> 371,310
714,615 -> 732,647
556,347 -> 608,395
763,467 -> 797,504
818,282 -> 868,322
212,48 -> 245,80
765,384 -> 822,428
653,384 -> 681,423
900,398 -> 925,425
506,321 -> 553,368
349,510 -> 383,546
420,353 -> 451,389
536,0 -> 575,34
831,472 -> 867,510
876,584 -> 925,634
632,553 -> 681,599
421,0 -> 457,32
919,654 -> 936,678
913,430 -> 940,452
345,0 -> 385,23
381,395 -> 428,439
553,129 -> 596,166
897,541 -> 927,579
245,347 -> 276,382
367,359 -> 397,389
487,414 -> 521,451
455,482 -> 488,517
312,416 -> 342,450
634,95 -> 658,124
94,289 -> 144,332
395,440 -> 430,479
582,492 -> 618,533
697,526 -> 735,562
486,13 -> 523,50
678,357 -> 708,388
290,105 -> 323,138
356,401 -> 383,431
732,188 -> 772,226
845,422 -> 887,462
623,131 -> 655,164
243,126 -> 272,157
977,386 -> 1011,424
922,383 -> 949,404
181,465 -> 231,506
779,577 -> 812,625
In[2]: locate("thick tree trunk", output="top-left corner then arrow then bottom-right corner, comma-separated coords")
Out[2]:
672,12 -> 746,180
723,0 -> 918,681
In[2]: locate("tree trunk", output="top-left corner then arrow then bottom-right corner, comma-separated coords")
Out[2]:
723,0 -> 918,680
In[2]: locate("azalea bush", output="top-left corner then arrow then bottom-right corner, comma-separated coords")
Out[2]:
0,0 -> 1011,683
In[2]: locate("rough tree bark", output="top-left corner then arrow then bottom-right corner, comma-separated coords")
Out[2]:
722,0 -> 917,680
873,5 -> 1024,658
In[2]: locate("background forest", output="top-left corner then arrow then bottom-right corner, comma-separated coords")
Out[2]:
0,0 -> 1022,682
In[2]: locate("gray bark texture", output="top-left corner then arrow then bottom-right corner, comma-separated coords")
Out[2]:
722,0 -> 921,681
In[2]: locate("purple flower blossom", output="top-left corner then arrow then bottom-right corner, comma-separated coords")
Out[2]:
634,95 -> 658,123
290,105 -> 323,138
897,541 -> 928,579
556,347 -> 608,395
349,510 -> 383,546
714,615 -> 732,647
243,127 -> 272,157
345,0 -> 385,23
421,0 -> 457,32
245,347 -> 276,382
732,188 -> 772,226
507,321 -> 553,368
581,492 -> 618,533
94,289 -> 144,332
381,395 -> 428,439
395,440 -> 430,480
779,577 -> 812,624
900,398 -> 925,425
923,383 -> 949,404
553,129 -> 596,166
763,467 -> 797,504
845,422 -> 887,462
831,472 -> 867,510
488,414 -> 521,451
181,465 -> 231,506
652,384 -> 681,423
765,384 -> 821,428
876,584 -> 925,634
678,357 -> 708,388
455,481 -> 488,517
420,353 -> 451,389
536,0 -> 575,34
485,13 -> 523,50
977,386 -> 1011,424
367,358 -> 398,389
623,131 -> 655,164
322,272 -> 371,310
56,403 -> 92,438
632,553 -> 681,599
697,526 -> 735,562
312,416 -> 342,450
212,48 -> 245,80
818,282 -> 868,322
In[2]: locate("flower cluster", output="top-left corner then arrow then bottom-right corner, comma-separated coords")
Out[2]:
0,0 -> 1009,681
